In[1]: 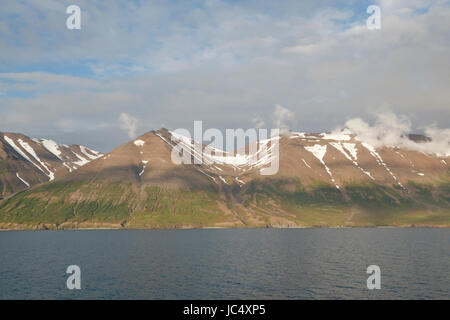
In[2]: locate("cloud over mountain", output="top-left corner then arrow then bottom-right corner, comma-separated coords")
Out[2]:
119,112 -> 139,139
343,112 -> 450,157
0,0 -> 449,152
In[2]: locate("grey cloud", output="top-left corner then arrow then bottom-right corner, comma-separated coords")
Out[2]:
119,112 -> 138,140
0,0 -> 449,152
343,112 -> 450,156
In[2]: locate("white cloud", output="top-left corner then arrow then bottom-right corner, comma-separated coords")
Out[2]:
272,104 -> 295,134
252,116 -> 265,129
1,1 -> 449,151
343,112 -> 450,156
118,112 -> 138,139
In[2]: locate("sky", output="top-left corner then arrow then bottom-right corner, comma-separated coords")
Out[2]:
0,0 -> 449,152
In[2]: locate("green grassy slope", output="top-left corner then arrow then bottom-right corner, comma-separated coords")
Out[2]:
0,179 -> 449,229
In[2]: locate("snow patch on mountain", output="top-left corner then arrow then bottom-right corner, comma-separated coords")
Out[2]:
362,142 -> 405,189
17,138 -> 54,181
319,129 -> 352,141
330,142 -> 374,180
304,144 -> 339,189
80,146 -> 102,160
218,175 -> 228,184
39,139 -> 62,160
16,172 -> 30,187
4,136 -> 38,169
62,162 -> 73,172
196,168 -> 218,184
302,158 -> 311,168
290,132 -> 306,139
168,131 -> 279,172
235,176 -> 245,186
343,143 -> 358,161
72,152 -> 90,167
134,140 -> 145,147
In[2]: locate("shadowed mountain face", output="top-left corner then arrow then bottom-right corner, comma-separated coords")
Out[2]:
0,129 -> 449,229
60,129 -> 214,189
408,134 -> 432,143
0,133 -> 102,198
67,129 -> 448,191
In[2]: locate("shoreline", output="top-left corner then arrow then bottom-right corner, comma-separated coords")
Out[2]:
1,225 -> 449,231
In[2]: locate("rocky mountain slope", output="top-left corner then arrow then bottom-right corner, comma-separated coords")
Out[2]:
0,128 -> 448,229
0,133 -> 102,199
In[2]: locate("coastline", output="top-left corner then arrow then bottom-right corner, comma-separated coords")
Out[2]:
1,223 -> 449,231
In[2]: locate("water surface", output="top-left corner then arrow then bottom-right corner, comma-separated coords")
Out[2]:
0,228 -> 448,299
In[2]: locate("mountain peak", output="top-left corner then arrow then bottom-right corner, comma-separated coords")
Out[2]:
0,129 -> 449,229
0,132 -> 102,198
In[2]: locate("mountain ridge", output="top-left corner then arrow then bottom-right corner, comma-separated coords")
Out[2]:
0,128 -> 448,229
0,132 -> 103,199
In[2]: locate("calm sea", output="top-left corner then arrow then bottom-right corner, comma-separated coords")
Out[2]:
0,228 -> 448,299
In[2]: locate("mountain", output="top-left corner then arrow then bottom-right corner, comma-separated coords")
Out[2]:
0,128 -> 448,229
0,132 -> 103,199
